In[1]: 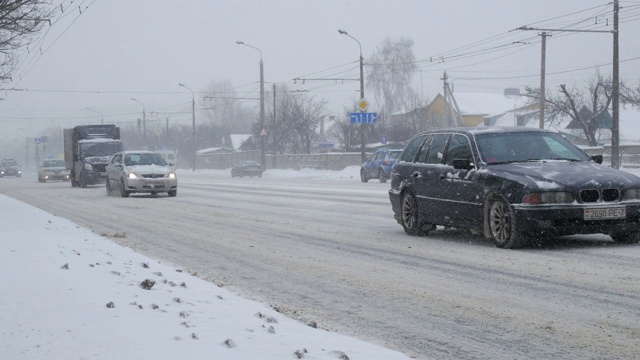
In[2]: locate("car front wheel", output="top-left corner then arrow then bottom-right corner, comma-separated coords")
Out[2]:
105,178 -> 112,195
119,178 -> 129,198
168,190 -> 177,197
378,170 -> 388,183
488,195 -> 527,249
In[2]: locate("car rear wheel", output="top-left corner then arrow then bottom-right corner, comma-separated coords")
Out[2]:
400,191 -> 432,236
610,231 -> 640,244
488,195 -> 527,249
360,169 -> 369,183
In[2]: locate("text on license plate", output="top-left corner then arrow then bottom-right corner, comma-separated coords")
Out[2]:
584,206 -> 626,220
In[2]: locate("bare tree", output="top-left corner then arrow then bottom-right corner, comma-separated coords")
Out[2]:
201,79 -> 253,133
265,85 -> 327,154
366,37 -> 417,114
524,70 -> 638,146
0,0 -> 54,82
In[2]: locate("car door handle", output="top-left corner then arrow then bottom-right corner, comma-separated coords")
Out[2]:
439,174 -> 447,180
411,171 -> 422,179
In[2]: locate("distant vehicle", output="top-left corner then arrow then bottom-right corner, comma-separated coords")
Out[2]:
360,148 -> 402,183
389,126 -> 640,249
157,150 -> 177,168
0,159 -> 21,178
106,151 -> 177,197
64,124 -> 124,188
231,160 -> 263,178
37,159 -> 70,182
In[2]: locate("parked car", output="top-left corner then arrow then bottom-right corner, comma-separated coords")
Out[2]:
361,148 -> 402,183
231,160 -> 263,178
0,158 -> 21,178
389,126 -> 640,249
37,159 -> 70,182
105,151 -> 177,197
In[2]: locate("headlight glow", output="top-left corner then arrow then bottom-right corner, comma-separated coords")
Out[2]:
169,172 -> 176,179
128,172 -> 138,179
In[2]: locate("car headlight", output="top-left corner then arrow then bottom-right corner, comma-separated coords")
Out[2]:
169,172 -> 176,179
128,172 -> 138,179
523,192 -> 575,205
622,188 -> 640,201
84,163 -> 93,170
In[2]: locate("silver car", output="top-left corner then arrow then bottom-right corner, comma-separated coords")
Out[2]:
106,151 -> 177,197
38,159 -> 70,182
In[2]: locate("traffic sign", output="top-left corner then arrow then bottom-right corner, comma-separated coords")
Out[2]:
34,137 -> 41,144
350,112 -> 377,124
357,99 -> 369,112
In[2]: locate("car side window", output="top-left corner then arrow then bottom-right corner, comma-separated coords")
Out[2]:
415,135 -> 434,163
399,135 -> 428,163
444,134 -> 474,165
424,134 -> 450,164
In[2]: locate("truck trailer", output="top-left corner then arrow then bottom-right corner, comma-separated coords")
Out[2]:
64,125 -> 124,188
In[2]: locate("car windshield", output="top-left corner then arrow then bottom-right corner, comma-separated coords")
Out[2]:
80,142 -> 124,157
389,151 -> 401,160
475,131 -> 591,164
124,153 -> 168,166
2,160 -> 17,166
44,160 -> 65,167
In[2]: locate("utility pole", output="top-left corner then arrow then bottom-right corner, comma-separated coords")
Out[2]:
338,29 -> 366,162
273,83 -> 277,169
260,57 -> 266,170
612,0 -> 620,168
539,32 -> 549,129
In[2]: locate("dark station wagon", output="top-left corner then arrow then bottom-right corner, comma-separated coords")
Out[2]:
388,126 -> 640,248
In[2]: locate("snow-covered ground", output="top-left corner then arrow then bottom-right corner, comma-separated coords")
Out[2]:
1,166 -> 413,360
3,164 -> 640,360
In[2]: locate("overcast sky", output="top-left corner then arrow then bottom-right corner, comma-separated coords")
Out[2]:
2,0 -> 639,139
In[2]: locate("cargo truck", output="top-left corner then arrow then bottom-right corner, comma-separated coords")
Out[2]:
64,125 -> 124,188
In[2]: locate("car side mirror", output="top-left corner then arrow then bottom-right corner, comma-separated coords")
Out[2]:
452,159 -> 474,170
591,155 -> 603,164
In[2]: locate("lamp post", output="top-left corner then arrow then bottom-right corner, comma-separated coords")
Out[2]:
178,83 -> 197,171
130,98 -> 146,138
85,107 -> 104,125
338,29 -> 366,162
236,40 -> 266,170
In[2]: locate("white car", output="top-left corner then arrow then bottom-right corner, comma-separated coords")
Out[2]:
37,159 -> 70,182
105,151 -> 177,197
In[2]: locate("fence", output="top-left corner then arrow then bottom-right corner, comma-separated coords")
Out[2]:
196,150 -> 364,171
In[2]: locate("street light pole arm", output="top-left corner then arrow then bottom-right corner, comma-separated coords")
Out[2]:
236,41 -> 262,62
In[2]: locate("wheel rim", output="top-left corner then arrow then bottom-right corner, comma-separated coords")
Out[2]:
490,201 -> 510,242
401,194 -> 417,230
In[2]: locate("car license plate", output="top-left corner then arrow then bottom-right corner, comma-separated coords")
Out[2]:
584,206 -> 626,220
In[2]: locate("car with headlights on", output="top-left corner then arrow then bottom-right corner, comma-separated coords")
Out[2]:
106,151 -> 177,197
0,158 -> 21,178
231,160 -> 263,178
388,126 -> 640,249
37,159 -> 70,182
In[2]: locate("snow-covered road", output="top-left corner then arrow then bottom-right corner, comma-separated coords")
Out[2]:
2,170 -> 640,360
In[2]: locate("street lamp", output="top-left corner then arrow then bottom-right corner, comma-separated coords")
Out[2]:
178,83 -> 197,172
130,98 -> 146,137
236,40 -> 266,170
85,107 -> 104,125
338,29 -> 366,162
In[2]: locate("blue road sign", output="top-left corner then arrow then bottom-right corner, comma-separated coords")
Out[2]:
350,112 -> 377,124
34,137 -> 41,144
